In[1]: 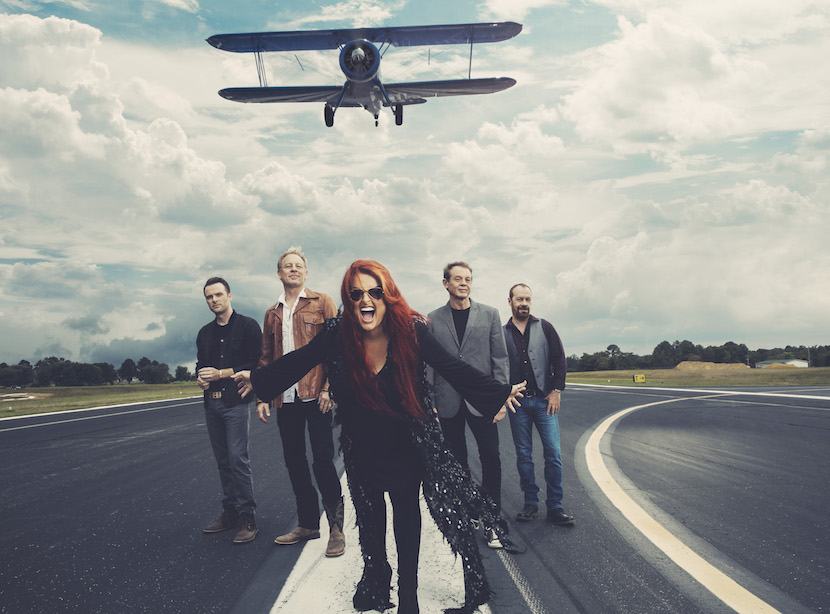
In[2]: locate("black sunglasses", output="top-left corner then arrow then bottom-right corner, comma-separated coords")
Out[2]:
348,287 -> 384,302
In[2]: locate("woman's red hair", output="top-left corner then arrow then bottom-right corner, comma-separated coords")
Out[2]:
340,260 -> 429,422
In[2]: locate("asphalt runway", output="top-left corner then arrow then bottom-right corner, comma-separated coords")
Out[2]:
0,385 -> 827,613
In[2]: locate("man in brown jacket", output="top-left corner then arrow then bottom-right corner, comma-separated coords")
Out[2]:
256,246 -> 344,556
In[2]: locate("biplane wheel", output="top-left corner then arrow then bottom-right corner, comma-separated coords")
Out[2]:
394,104 -> 403,126
324,105 -> 335,127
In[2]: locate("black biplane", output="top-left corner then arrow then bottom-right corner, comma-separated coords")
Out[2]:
207,22 -> 522,127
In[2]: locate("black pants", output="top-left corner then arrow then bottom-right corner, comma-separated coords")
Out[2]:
277,399 -> 342,530
439,404 -> 501,513
351,475 -> 421,598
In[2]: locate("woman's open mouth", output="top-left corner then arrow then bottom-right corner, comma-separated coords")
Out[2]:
360,307 -> 375,324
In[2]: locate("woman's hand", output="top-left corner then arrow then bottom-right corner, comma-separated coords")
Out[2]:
492,406 -> 508,424
505,380 -> 527,413
233,370 -> 252,398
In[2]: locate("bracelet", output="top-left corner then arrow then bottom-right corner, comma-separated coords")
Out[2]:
321,389 -> 329,393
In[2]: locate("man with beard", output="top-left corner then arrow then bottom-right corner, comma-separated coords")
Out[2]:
503,283 -> 574,526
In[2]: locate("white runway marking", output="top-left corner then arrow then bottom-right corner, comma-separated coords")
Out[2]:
582,389 -> 797,614
0,399 -> 199,431
270,472 -> 493,614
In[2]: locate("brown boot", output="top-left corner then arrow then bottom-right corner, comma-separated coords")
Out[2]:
324,497 -> 346,557
274,526 -> 320,545
203,509 -> 237,533
326,525 -> 346,557
233,513 -> 258,544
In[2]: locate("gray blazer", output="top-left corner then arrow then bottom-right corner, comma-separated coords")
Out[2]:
427,300 -> 509,419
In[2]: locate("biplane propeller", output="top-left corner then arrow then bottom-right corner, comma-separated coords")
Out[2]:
207,22 -> 522,127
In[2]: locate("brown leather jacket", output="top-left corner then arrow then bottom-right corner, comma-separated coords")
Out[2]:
257,288 -> 338,408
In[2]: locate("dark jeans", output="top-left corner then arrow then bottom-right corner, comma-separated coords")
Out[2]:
439,403 -> 502,513
204,398 -> 256,514
277,399 -> 342,530
507,395 -> 563,511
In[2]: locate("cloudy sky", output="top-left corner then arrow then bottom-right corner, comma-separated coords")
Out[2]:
1,0 -> 828,372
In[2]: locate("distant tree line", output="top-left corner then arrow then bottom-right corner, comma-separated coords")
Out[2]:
0,357 -> 194,388
3,341 -> 827,386
569,341 -> 830,372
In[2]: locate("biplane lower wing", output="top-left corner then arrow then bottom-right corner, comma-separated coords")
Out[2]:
219,77 -> 515,107
219,86 -> 349,105
384,77 -> 516,102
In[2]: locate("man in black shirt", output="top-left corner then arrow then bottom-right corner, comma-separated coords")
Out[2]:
196,277 -> 263,543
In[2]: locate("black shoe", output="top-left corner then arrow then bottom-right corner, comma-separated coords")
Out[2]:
547,508 -> 575,526
515,504 -> 538,522
353,562 -> 393,612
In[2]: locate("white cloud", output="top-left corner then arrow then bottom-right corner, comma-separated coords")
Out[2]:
275,0 -> 407,29
480,0 -> 566,22
154,0 -> 199,13
0,13 -> 106,88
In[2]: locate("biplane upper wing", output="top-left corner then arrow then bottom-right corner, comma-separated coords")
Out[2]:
383,78 -> 517,104
207,22 -> 522,53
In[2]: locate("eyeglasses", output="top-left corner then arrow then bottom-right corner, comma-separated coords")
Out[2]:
348,287 -> 384,302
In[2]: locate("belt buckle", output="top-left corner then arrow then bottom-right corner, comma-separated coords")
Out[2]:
210,391 -> 223,399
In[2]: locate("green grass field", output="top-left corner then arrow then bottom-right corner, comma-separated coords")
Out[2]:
567,366 -> 830,387
0,382 -> 202,418
2,367 -> 828,419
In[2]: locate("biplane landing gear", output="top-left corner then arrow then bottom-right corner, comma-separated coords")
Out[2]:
324,105 -> 335,127
394,104 -> 403,126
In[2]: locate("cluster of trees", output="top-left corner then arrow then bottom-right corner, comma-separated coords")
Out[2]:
0,357 -> 194,388
568,341 -> 830,372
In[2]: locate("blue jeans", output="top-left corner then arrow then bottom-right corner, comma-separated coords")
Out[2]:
204,398 -> 256,514
507,395 -> 563,511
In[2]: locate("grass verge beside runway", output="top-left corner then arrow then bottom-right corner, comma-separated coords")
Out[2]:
0,382 -> 202,418
567,366 -> 830,387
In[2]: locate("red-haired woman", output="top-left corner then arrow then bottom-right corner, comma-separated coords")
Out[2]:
235,260 -> 524,614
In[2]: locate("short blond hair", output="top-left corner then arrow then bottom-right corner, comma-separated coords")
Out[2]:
277,246 -> 307,271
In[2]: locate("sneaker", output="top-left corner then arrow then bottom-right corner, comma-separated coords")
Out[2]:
274,526 -> 321,545
515,504 -> 539,522
203,509 -> 237,533
233,513 -> 258,543
485,527 -> 503,549
547,508 -> 575,526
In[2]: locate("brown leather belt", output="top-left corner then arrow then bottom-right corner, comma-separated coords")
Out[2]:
209,391 -> 223,399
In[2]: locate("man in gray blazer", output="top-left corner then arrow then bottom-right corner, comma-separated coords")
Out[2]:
427,261 -> 510,549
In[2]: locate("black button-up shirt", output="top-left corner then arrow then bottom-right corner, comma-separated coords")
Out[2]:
196,310 -> 262,406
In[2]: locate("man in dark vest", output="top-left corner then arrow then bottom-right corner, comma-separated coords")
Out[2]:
503,283 -> 574,526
